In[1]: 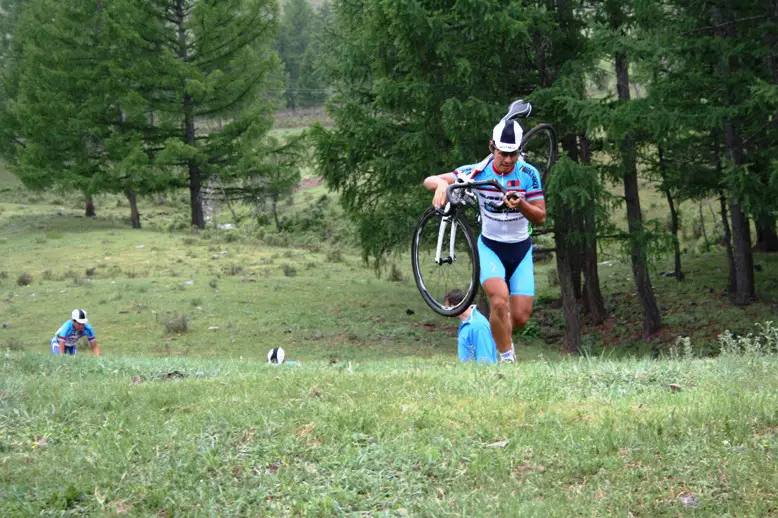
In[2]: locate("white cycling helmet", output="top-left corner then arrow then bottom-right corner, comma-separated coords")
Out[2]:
71,308 -> 88,324
492,119 -> 523,153
267,347 -> 285,364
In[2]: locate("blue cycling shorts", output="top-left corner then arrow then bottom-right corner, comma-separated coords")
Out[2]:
50,338 -> 77,355
478,235 -> 534,296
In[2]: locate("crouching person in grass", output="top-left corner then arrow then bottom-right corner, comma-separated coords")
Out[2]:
446,289 -> 497,364
49,309 -> 101,356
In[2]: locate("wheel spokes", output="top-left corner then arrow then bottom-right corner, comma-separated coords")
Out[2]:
415,213 -> 476,311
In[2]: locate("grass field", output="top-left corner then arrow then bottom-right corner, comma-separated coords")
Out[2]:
2,348 -> 777,515
2,158 -> 778,515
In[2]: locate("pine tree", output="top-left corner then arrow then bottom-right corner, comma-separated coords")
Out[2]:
315,0 -> 541,264
277,0 -> 325,109
9,0 -> 172,227
141,0 -> 283,229
0,0 -> 26,162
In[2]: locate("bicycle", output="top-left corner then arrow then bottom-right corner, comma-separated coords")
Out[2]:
411,100 -> 558,317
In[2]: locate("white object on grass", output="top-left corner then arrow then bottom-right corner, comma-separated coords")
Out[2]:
267,347 -> 285,365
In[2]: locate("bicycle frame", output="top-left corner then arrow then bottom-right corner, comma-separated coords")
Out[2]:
434,211 -> 458,265
433,179 -> 502,266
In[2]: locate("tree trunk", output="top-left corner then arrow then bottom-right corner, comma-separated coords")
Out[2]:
698,195 -> 710,251
728,195 -> 754,305
722,114 -> 755,303
560,133 -> 584,300
125,188 -> 141,229
272,199 -> 281,231
664,190 -> 683,281
177,0 -> 204,230
711,5 -> 755,305
721,101 -> 755,305
658,143 -> 683,281
85,195 -> 96,217
757,2 -> 778,253
719,192 -> 737,294
581,206 -> 607,324
615,50 -> 661,337
754,216 -> 778,252
713,135 -> 737,294
570,223 -> 583,300
578,132 -> 606,323
555,209 -> 581,353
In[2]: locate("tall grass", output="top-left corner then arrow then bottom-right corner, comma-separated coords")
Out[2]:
1,346 -> 776,516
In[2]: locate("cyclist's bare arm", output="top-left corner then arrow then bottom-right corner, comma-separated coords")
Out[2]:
504,194 -> 546,225
90,341 -> 101,356
423,173 -> 456,209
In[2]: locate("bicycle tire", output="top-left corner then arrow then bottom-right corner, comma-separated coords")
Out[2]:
411,207 -> 479,316
521,123 -> 558,186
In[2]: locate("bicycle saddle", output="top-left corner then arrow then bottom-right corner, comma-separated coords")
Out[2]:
501,100 -> 532,121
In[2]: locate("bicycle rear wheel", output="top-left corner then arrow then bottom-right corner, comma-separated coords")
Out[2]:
521,123 -> 558,186
411,207 -> 479,316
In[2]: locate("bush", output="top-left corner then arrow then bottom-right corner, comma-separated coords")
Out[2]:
519,318 -> 541,338
264,234 -> 290,247
546,268 -> 559,287
282,264 -> 297,277
388,263 -> 404,282
70,276 -> 89,287
41,270 -> 56,281
5,337 -> 24,351
668,336 -> 695,360
16,272 -> 32,286
719,321 -> 778,357
326,248 -> 344,263
225,264 -> 244,276
223,232 -> 240,243
162,312 -> 189,334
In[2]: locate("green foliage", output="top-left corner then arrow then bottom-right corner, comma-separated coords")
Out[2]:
4,0 -> 285,229
719,321 -> 778,358
277,0 -> 327,109
5,336 -> 24,351
314,1 -> 545,263
15,271 -> 31,286
162,312 -> 189,335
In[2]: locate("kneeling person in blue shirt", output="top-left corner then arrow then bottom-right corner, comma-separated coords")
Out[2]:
49,309 -> 101,356
446,290 -> 498,364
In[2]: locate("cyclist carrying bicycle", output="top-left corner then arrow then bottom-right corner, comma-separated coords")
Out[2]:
423,119 -> 546,362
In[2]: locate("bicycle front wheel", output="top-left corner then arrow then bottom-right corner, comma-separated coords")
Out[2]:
411,207 -> 479,316
521,123 -> 558,186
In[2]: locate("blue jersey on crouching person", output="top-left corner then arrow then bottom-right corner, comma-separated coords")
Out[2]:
457,306 -> 498,364
50,320 -> 96,355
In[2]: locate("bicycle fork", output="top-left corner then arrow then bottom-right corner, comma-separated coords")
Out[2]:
435,205 -> 457,265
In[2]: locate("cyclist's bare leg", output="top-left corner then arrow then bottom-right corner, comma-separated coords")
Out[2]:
510,295 -> 533,331
482,277 -> 512,353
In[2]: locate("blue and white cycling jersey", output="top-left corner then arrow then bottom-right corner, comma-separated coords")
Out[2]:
448,157 -> 544,243
52,320 -> 96,347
